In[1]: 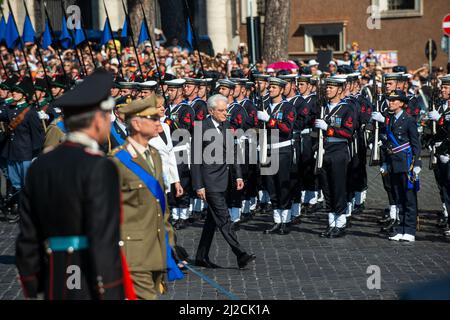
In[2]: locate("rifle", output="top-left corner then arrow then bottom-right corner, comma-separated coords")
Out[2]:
423,74 -> 440,169
314,75 -> 326,175
369,73 -> 381,166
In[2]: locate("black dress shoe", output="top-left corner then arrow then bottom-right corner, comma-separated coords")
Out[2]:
194,259 -> 222,269
7,214 -> 19,224
377,215 -> 391,224
438,216 -> 448,228
263,223 -> 281,234
353,204 -> 365,215
329,227 -> 346,238
381,219 -> 399,233
237,253 -> 256,269
263,203 -> 273,214
345,217 -> 352,229
176,219 -> 186,230
231,222 -> 240,231
320,227 -> 333,238
291,216 -> 302,225
278,223 -> 290,235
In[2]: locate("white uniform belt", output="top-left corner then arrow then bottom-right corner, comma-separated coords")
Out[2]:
301,129 -> 312,134
267,140 -> 292,150
173,144 -> 189,152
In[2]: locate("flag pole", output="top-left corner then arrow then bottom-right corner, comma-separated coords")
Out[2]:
22,0 -> 54,101
59,0 -> 87,77
138,0 -> 166,98
103,0 -> 125,79
43,1 -> 71,86
120,0 -> 143,80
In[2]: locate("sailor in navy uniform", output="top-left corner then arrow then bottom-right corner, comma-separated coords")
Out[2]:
139,80 -> 158,99
217,79 -> 249,228
15,70 -> 128,300
315,76 -> 354,238
165,79 -> 195,230
183,78 -> 209,219
236,80 -> 259,218
258,77 -> 296,235
0,80 -> 44,223
278,74 -> 304,222
252,73 -> 272,213
374,90 -> 421,242
184,78 -> 209,122
352,74 -> 372,212
428,75 -> 450,237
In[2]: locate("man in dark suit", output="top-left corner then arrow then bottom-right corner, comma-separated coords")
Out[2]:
15,70 -> 129,300
191,94 -> 256,269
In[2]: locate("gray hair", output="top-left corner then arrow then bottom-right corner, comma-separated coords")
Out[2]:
207,94 -> 228,111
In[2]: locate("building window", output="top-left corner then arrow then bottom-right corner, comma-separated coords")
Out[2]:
304,24 -> 344,53
372,0 -> 423,18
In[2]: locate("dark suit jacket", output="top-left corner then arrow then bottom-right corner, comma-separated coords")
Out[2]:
191,117 -> 242,193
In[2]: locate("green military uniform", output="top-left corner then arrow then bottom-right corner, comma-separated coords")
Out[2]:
43,117 -> 66,149
109,96 -> 175,300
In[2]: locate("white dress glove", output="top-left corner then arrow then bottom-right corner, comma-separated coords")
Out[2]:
446,114 -> 450,122
257,110 -> 270,122
428,110 -> 441,121
37,110 -> 49,120
439,154 -> 450,164
315,119 -> 328,131
413,166 -> 421,177
371,111 -> 385,123
380,163 -> 388,175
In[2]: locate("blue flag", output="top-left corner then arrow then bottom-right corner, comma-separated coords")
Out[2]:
74,21 -> 86,46
137,20 -> 149,45
42,20 -> 52,49
0,16 -> 6,42
5,13 -> 20,49
120,17 -> 128,40
59,17 -> 72,49
186,17 -> 193,51
100,17 -> 112,46
22,14 -> 36,43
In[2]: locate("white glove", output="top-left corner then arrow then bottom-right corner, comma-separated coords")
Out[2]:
315,119 -> 328,131
380,163 -> 388,175
428,110 -> 441,121
371,111 -> 385,123
439,154 -> 450,164
37,110 -> 49,120
413,166 -> 421,177
446,114 -> 450,122
257,110 -> 270,122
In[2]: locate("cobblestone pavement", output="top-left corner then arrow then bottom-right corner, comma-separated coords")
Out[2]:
1,164 -> 449,300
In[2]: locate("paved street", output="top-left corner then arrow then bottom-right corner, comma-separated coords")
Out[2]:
1,162 -> 449,300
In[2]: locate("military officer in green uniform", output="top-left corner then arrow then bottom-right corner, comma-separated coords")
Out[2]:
109,95 -> 181,300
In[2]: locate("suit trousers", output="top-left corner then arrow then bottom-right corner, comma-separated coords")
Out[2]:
196,191 -> 245,260
391,172 -> 418,236
382,173 -> 396,206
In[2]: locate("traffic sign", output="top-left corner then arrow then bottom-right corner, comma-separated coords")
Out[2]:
444,14 -> 450,36
425,39 -> 437,61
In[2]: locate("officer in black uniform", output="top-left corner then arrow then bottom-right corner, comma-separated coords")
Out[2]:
257,77 -> 296,235
315,76 -> 354,238
377,90 -> 421,242
165,79 -> 195,230
16,69 -> 128,300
